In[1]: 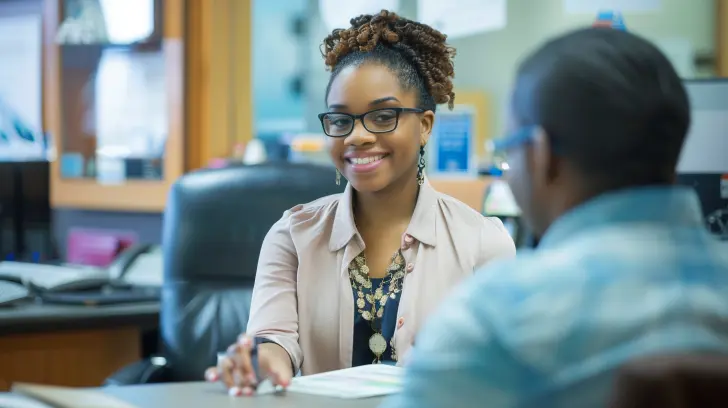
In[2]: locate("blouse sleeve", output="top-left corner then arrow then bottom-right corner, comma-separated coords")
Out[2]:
476,216 -> 517,269
245,208 -> 303,372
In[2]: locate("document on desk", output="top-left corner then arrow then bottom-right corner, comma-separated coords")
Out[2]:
285,364 -> 402,399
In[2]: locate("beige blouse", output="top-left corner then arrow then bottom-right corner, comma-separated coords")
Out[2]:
246,179 -> 516,375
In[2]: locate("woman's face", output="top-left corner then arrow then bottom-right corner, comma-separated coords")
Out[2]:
325,63 -> 434,193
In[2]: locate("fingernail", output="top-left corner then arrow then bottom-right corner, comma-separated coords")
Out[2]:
229,386 -> 242,397
239,336 -> 253,348
205,371 -> 218,382
242,387 -> 254,396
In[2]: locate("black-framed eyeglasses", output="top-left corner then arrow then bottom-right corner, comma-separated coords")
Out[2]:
318,107 -> 424,138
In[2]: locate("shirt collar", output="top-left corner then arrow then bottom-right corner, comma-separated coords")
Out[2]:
538,186 -> 705,250
329,178 -> 439,251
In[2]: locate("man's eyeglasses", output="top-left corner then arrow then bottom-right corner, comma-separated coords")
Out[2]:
488,126 -> 537,154
318,107 -> 424,138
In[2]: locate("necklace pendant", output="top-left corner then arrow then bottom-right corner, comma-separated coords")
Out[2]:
368,332 -> 387,358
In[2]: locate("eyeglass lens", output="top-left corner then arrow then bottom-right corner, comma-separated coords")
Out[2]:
322,109 -> 399,137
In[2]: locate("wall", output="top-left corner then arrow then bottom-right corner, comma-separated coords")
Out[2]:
253,0 -> 309,136
303,0 -> 716,138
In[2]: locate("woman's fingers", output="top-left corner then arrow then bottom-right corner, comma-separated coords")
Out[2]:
204,366 -> 219,382
237,335 -> 258,383
258,355 -> 291,388
206,335 -> 281,397
218,353 -> 237,390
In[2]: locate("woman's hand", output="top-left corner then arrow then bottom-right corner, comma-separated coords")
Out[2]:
205,335 -> 294,396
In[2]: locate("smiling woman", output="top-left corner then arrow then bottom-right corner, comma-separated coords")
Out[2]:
207,9 -> 517,398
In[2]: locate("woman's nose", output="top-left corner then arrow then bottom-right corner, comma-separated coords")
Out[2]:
344,121 -> 377,146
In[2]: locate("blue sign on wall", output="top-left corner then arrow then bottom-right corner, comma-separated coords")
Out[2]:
431,109 -> 475,175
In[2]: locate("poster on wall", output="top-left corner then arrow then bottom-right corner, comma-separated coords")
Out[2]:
563,0 -> 661,14
0,14 -> 45,161
418,0 -> 506,39
430,106 -> 477,177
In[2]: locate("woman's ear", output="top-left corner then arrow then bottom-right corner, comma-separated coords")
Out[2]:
419,110 -> 435,146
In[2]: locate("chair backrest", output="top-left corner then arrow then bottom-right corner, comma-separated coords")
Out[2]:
160,162 -> 344,381
609,354 -> 728,408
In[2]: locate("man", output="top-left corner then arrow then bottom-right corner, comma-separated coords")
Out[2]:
383,27 -> 728,408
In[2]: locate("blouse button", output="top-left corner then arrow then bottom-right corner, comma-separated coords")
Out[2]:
401,233 -> 415,249
397,317 -> 405,328
406,263 -> 414,272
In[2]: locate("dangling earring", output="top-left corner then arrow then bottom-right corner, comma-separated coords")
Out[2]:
335,168 -> 341,185
416,145 -> 426,186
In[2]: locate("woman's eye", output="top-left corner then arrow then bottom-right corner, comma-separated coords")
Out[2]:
329,117 -> 352,127
373,113 -> 396,122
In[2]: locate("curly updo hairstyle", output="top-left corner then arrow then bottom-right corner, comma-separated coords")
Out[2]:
321,10 -> 456,112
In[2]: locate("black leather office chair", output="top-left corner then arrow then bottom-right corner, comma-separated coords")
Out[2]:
105,162 -> 345,384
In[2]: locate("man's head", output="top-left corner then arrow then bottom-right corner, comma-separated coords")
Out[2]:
503,27 -> 691,238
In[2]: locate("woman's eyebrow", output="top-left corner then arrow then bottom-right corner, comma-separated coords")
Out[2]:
368,96 -> 400,106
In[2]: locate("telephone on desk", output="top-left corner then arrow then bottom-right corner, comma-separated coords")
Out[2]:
0,244 -> 162,307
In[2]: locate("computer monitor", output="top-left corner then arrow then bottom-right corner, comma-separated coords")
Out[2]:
0,161 -> 53,261
677,79 -> 728,238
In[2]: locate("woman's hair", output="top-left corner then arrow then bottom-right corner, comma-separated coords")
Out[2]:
321,10 -> 456,112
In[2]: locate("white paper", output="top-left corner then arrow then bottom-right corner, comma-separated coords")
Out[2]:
418,0 -> 506,39
285,364 -> 402,399
563,0 -> 661,14
0,14 -> 45,161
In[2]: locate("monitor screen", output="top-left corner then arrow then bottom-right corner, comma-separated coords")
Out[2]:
0,9 -> 46,162
678,80 -> 728,174
678,80 -> 728,238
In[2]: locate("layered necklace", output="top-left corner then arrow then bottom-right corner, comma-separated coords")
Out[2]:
348,250 -> 407,363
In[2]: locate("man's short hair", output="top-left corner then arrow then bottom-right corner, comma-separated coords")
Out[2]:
512,27 -> 691,187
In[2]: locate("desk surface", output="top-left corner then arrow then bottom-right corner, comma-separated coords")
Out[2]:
101,382 -> 385,408
0,301 -> 159,335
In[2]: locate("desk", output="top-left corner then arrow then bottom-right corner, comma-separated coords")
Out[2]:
0,301 -> 159,391
101,382 -> 385,408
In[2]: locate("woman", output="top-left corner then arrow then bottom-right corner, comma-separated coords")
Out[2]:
207,10 -> 516,396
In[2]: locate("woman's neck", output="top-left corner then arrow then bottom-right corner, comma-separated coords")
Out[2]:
353,177 -> 420,230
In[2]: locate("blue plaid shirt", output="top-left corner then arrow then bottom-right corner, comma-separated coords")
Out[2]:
383,186 -> 728,408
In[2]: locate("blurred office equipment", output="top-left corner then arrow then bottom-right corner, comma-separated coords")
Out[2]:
46,0 -> 184,212
678,79 -> 728,239
0,161 -> 54,262
481,179 -> 534,248
0,244 -> 162,306
0,279 -> 30,307
105,162 -> 346,384
287,133 -> 329,165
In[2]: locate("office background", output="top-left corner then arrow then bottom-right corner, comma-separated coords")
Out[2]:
0,0 -> 728,264
0,0 -> 726,394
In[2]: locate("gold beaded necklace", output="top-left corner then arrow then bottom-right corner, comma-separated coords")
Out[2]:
348,250 -> 406,363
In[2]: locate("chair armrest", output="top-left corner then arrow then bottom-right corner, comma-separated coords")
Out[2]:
104,357 -> 170,385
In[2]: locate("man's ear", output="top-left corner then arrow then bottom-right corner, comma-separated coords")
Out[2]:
531,127 -> 560,184
419,110 -> 435,146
